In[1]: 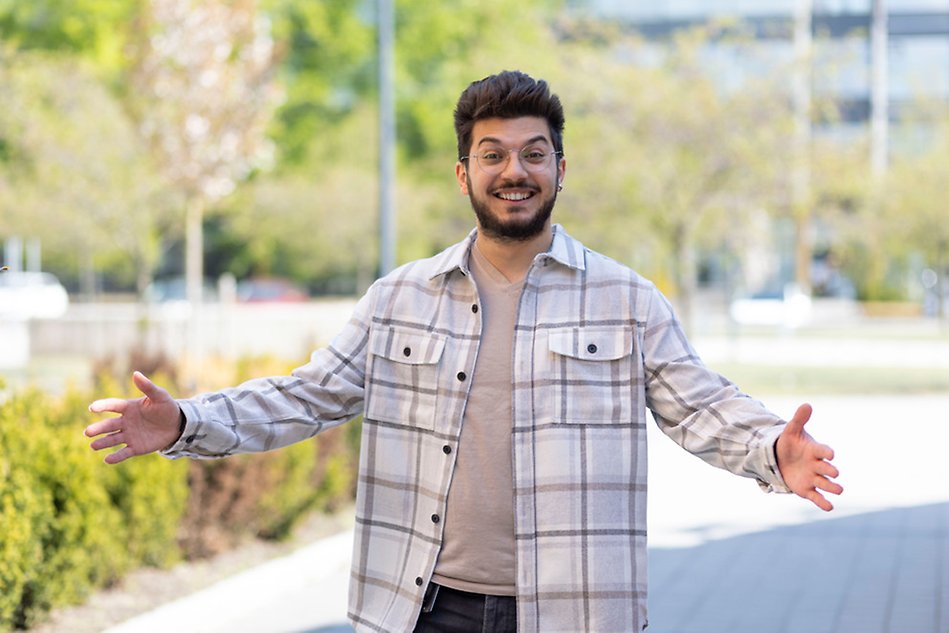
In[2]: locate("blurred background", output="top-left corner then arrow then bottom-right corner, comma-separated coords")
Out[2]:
1,1 -> 948,631
1,0 -> 948,383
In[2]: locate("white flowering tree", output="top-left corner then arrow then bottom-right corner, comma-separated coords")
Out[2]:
127,0 -> 280,366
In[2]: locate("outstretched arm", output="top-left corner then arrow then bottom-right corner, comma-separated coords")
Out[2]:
86,371 -> 183,464
775,403 -> 843,511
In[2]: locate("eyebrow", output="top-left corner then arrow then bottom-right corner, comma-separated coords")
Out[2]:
477,134 -> 550,147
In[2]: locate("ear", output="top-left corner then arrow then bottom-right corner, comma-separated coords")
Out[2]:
556,155 -> 566,189
455,161 -> 469,195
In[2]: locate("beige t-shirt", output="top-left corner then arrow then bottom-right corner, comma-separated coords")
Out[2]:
431,242 -> 523,596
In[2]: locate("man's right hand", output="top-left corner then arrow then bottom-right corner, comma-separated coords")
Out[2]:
86,371 -> 183,464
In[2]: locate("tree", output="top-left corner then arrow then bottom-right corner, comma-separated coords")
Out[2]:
0,51 -> 176,295
0,0 -> 135,73
881,116 -> 949,316
125,0 -> 280,370
259,0 -> 375,169
547,26 -> 795,333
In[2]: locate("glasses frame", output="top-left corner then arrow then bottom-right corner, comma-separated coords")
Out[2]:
461,144 -> 563,175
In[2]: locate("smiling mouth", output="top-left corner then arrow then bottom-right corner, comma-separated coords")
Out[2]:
494,190 -> 535,202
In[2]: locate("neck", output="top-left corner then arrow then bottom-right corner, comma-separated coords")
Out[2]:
474,224 -> 553,283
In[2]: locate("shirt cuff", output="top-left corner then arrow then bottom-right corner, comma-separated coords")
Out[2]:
159,399 -> 201,458
755,424 -> 792,494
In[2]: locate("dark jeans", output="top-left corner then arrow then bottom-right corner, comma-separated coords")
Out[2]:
413,583 -> 517,633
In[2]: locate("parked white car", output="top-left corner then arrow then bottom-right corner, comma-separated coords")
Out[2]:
0,271 -> 69,319
730,283 -> 812,328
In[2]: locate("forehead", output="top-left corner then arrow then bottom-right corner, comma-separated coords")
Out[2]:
470,116 -> 551,147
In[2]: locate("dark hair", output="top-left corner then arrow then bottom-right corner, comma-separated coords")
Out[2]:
453,70 -> 565,160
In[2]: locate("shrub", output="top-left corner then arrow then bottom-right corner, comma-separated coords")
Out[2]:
0,387 -> 188,630
0,457 -> 48,629
0,353 -> 361,629
178,422 -> 358,557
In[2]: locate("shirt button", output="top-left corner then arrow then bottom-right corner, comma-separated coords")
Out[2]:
443,445 -> 452,454
415,576 -> 423,586
403,346 -> 412,357
431,514 -> 440,524
587,343 -> 598,354
471,304 -> 479,313
456,372 -> 467,382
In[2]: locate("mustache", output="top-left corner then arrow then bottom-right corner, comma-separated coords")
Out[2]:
492,178 -> 539,191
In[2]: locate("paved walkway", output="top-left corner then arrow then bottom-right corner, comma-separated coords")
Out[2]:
105,394 -> 949,633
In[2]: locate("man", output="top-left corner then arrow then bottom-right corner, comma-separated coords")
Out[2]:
87,70 -> 842,633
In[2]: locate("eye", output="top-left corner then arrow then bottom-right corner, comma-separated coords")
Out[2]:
522,149 -> 547,163
480,150 -> 504,163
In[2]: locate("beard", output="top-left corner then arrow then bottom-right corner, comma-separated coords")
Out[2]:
468,177 -> 558,242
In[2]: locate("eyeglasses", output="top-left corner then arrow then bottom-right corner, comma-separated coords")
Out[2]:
461,145 -> 562,175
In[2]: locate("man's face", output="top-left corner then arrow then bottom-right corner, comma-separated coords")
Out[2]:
456,116 -> 566,242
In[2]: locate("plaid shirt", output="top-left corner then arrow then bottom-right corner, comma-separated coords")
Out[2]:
166,225 -> 789,632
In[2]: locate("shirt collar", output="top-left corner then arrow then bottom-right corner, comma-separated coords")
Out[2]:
428,224 -> 586,280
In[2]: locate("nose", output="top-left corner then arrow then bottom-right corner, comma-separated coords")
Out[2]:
499,151 -> 529,179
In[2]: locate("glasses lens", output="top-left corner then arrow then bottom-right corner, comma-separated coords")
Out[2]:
478,149 -> 506,171
476,147 -> 554,173
520,148 -> 549,168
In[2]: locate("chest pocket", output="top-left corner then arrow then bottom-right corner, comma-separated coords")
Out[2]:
542,326 -> 637,424
366,326 -> 446,430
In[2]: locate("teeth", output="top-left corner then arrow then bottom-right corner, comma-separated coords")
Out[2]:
497,192 -> 531,201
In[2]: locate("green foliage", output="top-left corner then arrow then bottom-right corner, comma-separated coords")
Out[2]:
262,0 -> 374,168
3,0 -> 947,312
0,0 -> 136,73
0,388 -> 188,630
0,51 -> 177,294
178,422 -> 357,557
0,453 -> 47,629
255,441 -> 321,540
105,453 -> 190,569
0,370 -> 361,628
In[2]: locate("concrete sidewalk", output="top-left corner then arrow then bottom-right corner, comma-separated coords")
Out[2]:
648,503 -> 948,633
105,394 -> 949,633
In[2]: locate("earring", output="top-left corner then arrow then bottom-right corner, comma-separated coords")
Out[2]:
557,183 -> 563,192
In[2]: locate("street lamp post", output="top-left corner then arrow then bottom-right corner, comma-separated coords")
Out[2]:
378,0 -> 396,278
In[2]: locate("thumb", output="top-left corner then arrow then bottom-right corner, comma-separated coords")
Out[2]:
785,402 -> 813,436
132,371 -> 167,401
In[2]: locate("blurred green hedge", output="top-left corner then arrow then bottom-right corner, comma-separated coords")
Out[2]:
0,372 -> 359,631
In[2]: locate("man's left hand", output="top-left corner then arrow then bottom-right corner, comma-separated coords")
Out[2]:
775,403 -> 843,511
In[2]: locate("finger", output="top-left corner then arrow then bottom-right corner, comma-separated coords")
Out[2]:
813,443 -> 835,462
815,476 -> 844,496
132,371 -> 168,401
806,490 -> 834,512
104,446 -> 135,465
815,461 -> 840,479
785,403 -> 813,435
90,432 -> 125,451
85,417 -> 123,437
89,398 -> 130,415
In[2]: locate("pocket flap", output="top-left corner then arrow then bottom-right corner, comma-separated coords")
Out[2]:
548,326 -> 632,361
370,326 -> 446,365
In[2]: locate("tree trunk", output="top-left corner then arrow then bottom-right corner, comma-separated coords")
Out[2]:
185,196 -> 205,383
672,225 -> 696,338
937,240 -> 947,322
